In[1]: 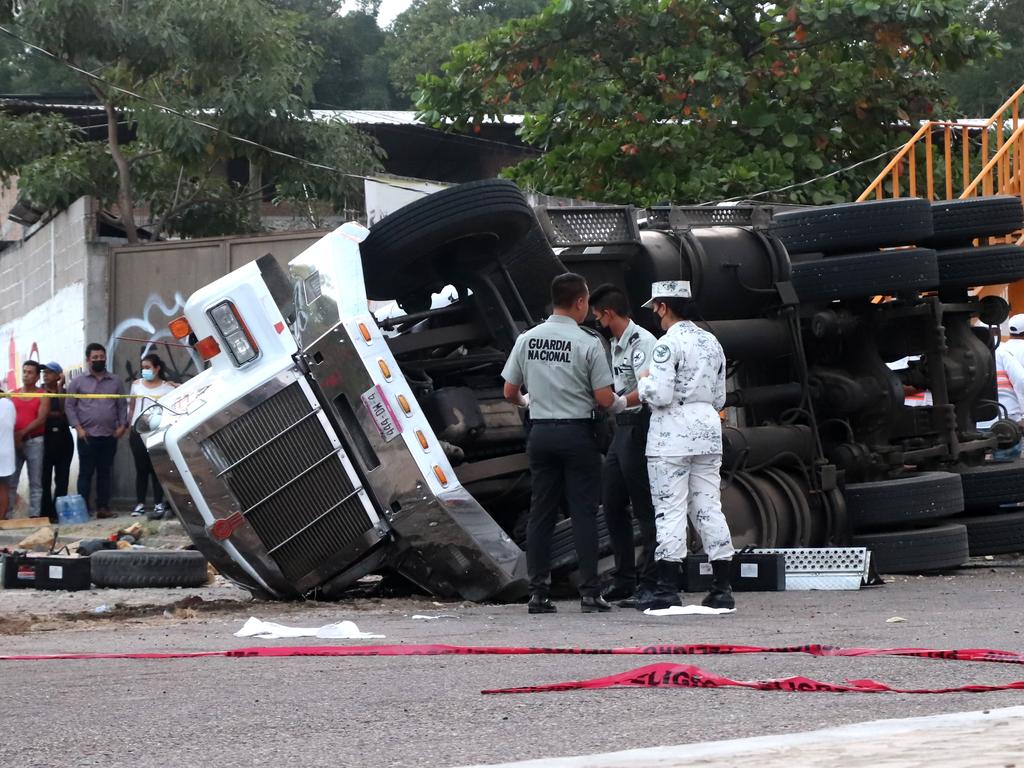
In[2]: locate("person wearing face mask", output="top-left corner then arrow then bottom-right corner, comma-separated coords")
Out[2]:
588,283 -> 659,608
128,353 -> 177,518
65,342 -> 128,519
502,273 -> 626,614
625,281 -> 735,611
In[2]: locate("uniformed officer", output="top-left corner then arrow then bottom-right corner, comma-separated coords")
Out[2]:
629,280 -> 736,610
588,283 -> 659,608
503,273 -> 627,614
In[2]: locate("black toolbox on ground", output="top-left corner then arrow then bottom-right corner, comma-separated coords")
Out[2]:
1,552 -> 91,591
681,552 -> 786,592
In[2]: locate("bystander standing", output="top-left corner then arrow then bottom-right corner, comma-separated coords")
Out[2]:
128,353 -> 177,519
0,385 -> 14,519
9,361 -> 48,518
65,343 -> 127,519
41,362 -> 74,523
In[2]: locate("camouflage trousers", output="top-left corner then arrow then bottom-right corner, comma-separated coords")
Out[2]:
647,454 -> 735,562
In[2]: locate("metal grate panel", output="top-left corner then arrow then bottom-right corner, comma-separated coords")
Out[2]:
539,206 -> 640,247
751,547 -> 870,591
201,382 -> 375,583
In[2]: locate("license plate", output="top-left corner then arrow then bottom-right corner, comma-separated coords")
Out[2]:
361,384 -> 403,443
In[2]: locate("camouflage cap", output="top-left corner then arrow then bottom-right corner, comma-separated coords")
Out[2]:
641,280 -> 692,308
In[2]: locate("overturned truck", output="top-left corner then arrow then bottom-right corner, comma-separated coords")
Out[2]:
142,181 -> 1024,601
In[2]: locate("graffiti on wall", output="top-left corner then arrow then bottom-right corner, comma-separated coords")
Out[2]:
1,283 -> 86,389
108,292 -> 202,383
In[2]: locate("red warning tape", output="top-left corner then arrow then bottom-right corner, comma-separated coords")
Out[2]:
482,661 -> 1024,695
3,641 -> 1024,664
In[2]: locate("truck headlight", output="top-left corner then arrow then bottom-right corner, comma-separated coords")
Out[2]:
208,301 -> 259,366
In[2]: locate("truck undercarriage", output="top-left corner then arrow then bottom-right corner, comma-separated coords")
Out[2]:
145,181 -> 1024,601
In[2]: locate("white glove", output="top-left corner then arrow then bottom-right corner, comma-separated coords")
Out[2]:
517,393 -> 530,409
608,394 -> 627,415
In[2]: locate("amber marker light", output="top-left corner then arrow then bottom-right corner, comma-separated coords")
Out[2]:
195,336 -> 221,360
396,394 -> 412,415
169,316 -> 191,339
433,466 -> 449,487
378,359 -> 392,380
415,430 -> 429,451
358,322 -> 372,343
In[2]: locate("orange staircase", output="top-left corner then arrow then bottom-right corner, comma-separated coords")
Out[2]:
859,84 -> 1024,308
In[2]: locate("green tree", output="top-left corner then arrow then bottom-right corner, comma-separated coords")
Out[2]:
942,0 -> 1023,116
418,0 -> 998,205
0,0 -> 383,242
273,0 -> 398,108
385,0 -> 547,103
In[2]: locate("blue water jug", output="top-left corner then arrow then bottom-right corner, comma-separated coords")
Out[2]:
56,495 -> 90,525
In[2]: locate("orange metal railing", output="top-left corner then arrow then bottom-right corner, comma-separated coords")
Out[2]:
858,82 -> 1024,205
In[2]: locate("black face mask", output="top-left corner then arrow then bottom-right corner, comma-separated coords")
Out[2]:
90,360 -> 106,373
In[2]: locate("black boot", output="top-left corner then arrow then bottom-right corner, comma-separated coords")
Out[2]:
528,594 -> 557,614
636,560 -> 682,611
701,559 -> 735,609
580,595 -> 612,613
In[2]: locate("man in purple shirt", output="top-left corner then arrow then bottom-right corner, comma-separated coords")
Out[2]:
65,342 -> 127,519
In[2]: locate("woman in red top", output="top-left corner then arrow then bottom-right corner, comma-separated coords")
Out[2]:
9,361 -> 48,518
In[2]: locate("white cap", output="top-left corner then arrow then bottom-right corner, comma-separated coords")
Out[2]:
1009,314 -> 1024,335
641,280 -> 692,309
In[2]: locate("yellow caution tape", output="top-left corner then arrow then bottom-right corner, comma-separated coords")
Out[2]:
0,392 -> 162,399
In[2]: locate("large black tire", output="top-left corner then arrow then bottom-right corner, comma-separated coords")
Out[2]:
958,462 -> 1024,510
960,511 -> 1024,556
360,180 -> 537,301
770,199 -> 933,255
791,248 -> 938,302
926,196 -> 1024,248
844,471 -> 964,531
852,523 -> 970,573
90,550 -> 209,589
936,244 -> 1024,288
498,220 -> 567,317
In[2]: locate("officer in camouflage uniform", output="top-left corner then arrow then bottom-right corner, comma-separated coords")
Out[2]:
503,273 -> 626,614
632,280 -> 735,610
588,283 -> 659,608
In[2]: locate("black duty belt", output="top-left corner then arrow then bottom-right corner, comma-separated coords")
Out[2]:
615,411 -> 649,426
529,418 -> 594,425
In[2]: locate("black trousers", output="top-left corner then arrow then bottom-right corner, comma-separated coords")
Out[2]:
526,422 -> 602,597
77,435 -> 118,510
42,426 -> 74,522
603,421 -> 658,590
129,429 -> 164,505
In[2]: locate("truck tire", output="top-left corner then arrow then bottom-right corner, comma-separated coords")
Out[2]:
851,523 -> 969,573
498,221 -> 567,317
90,550 -> 210,589
936,245 -> 1024,288
960,511 -> 1024,556
845,471 -> 964,531
770,199 -> 933,255
791,248 -> 938,302
958,462 -> 1024,509
360,180 -> 537,300
926,196 -> 1024,248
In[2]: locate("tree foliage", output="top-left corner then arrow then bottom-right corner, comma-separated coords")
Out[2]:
418,0 -> 999,205
384,0 -> 548,102
0,0 -> 384,241
941,0 -> 1022,116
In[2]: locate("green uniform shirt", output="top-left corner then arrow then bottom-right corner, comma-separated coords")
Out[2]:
502,314 -> 614,420
611,319 -> 657,414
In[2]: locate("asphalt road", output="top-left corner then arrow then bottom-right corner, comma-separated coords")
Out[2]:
3,562 -> 1024,768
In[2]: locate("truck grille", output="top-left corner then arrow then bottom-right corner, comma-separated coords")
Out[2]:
200,382 -> 375,582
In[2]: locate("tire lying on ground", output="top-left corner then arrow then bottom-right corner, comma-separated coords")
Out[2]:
925,196 -> 1024,248
959,510 -> 1024,556
790,248 -> 939,302
935,244 -> 1024,288
360,179 -> 538,301
851,523 -> 970,573
958,461 -> 1024,510
844,471 -> 964,531
769,198 -> 934,255
90,550 -> 210,589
